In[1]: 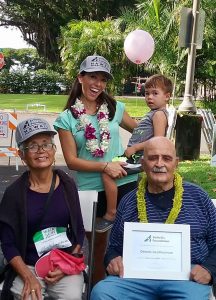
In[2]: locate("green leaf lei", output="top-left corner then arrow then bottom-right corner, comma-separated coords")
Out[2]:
136,172 -> 184,223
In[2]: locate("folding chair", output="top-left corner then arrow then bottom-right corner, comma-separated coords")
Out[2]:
197,109 -> 216,153
78,190 -> 98,300
166,105 -> 177,140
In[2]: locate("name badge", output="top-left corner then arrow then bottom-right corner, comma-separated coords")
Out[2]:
33,227 -> 72,257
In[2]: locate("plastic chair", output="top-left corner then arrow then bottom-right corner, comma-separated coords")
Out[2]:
166,105 -> 177,140
78,190 -> 98,300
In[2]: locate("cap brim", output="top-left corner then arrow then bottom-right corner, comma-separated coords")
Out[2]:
80,69 -> 113,80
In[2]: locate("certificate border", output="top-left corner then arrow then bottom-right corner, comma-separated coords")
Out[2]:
123,222 -> 191,280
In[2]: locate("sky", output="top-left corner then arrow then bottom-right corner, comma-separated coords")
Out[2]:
0,26 -> 32,49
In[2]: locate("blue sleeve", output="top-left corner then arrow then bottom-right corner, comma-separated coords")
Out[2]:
53,109 -> 73,131
202,244 -> 216,284
200,196 -> 216,283
204,195 -> 216,251
115,101 -> 125,124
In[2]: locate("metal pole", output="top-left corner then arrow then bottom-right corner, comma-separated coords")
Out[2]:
87,201 -> 97,300
178,0 -> 200,113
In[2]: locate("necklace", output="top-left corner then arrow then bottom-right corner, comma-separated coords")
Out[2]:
71,98 -> 111,157
136,172 -> 184,223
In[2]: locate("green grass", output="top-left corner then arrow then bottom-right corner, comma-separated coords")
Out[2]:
1,94 -> 68,113
178,155 -> 216,199
0,93 -> 187,116
1,94 -> 151,115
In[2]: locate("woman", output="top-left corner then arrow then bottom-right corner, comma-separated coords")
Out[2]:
54,55 -> 138,284
0,117 -> 85,300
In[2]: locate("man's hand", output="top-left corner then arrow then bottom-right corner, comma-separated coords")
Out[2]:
106,256 -> 124,277
45,268 -> 65,285
190,265 -> 212,284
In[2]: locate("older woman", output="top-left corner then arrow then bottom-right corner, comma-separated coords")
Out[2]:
0,117 -> 85,300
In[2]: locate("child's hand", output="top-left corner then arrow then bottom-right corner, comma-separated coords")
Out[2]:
125,146 -> 136,158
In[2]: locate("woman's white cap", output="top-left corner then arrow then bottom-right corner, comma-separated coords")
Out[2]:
79,55 -> 113,79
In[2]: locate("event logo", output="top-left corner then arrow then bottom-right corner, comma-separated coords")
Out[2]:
144,235 -> 152,242
90,57 -> 110,72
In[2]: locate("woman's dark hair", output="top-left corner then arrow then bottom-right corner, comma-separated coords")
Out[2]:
64,73 -> 117,120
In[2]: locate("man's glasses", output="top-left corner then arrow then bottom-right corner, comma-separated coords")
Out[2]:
24,143 -> 56,153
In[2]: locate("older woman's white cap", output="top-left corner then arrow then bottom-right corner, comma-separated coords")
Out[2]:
16,118 -> 56,146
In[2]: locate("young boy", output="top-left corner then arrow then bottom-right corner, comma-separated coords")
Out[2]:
96,74 -> 173,233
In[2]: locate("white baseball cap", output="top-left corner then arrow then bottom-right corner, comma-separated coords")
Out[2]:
16,118 -> 56,146
79,55 -> 113,79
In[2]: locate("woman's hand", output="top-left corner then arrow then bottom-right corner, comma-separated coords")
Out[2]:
21,272 -> 42,300
106,256 -> 124,277
104,162 -> 127,179
9,256 -> 42,300
44,268 -> 65,285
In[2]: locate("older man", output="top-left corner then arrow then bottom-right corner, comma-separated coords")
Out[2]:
91,137 -> 216,300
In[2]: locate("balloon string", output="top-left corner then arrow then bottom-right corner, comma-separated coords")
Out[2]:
136,64 -> 139,107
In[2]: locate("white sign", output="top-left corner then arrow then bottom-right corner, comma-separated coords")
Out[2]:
123,222 -> 191,280
0,113 -> 8,138
211,124 -> 216,166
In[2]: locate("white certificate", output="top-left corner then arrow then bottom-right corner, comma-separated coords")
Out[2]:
123,222 -> 190,280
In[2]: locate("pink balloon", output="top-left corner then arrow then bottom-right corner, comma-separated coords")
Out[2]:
124,30 -> 155,64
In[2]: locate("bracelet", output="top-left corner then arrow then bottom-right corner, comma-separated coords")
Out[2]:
103,162 -> 109,172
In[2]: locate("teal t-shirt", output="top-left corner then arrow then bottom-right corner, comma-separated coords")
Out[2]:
54,101 -> 138,191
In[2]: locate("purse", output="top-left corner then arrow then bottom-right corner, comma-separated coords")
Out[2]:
35,248 -> 86,278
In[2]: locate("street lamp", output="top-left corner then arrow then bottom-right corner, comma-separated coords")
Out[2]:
178,0 -> 201,113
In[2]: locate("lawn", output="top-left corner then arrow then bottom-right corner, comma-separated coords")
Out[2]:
1,93 -> 186,117
1,94 -> 68,113
178,155 -> 216,199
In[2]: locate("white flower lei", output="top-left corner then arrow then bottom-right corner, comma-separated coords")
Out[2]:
71,98 -> 111,157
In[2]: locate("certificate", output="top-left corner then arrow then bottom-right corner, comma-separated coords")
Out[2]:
123,222 -> 190,280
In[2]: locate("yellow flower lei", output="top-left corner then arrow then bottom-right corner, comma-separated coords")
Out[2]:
136,172 -> 184,223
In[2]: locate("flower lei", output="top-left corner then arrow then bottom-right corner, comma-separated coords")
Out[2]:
136,172 -> 184,223
71,98 -> 110,157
